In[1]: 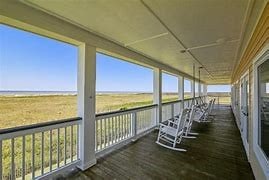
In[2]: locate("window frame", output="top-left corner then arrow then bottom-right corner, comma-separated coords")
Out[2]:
253,47 -> 269,176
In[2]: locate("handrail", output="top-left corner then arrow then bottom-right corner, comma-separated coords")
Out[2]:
96,96 -> 208,118
96,104 -> 158,117
162,96 -> 207,105
184,95 -> 206,101
162,99 -> 181,105
0,117 -> 82,135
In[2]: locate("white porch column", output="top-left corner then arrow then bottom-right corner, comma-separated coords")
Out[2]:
77,44 -> 96,170
178,76 -> 184,109
153,68 -> 162,124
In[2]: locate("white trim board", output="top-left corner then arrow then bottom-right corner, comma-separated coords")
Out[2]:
252,44 -> 269,178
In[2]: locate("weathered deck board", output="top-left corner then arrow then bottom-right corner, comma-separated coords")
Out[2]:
61,106 -> 254,179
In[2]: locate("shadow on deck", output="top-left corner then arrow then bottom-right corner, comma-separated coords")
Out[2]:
63,105 -> 254,179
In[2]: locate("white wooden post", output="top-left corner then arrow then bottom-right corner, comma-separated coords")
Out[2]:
178,76 -> 184,110
131,112 -> 137,141
153,68 -> 162,124
77,44 -> 96,170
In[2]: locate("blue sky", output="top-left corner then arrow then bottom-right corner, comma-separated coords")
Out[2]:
0,24 -> 77,91
0,24 -> 230,92
208,85 -> 231,92
162,73 -> 178,92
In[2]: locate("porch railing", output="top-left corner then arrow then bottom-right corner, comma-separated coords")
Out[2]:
95,104 -> 158,153
0,96 -> 207,179
162,100 -> 181,122
161,96 -> 207,122
0,117 -> 81,180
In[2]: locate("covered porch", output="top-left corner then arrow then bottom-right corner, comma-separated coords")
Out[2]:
0,0 -> 265,179
64,105 -> 253,179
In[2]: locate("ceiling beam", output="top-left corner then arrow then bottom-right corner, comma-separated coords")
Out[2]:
124,32 -> 168,46
140,0 -> 213,79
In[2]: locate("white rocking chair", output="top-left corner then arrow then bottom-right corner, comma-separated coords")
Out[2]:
156,109 -> 189,152
193,99 -> 213,123
183,105 -> 198,138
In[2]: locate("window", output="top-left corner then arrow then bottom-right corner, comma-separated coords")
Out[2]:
258,59 -> 269,158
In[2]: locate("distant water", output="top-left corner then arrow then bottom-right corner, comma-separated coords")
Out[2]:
0,91 -> 178,96
0,90 -> 156,96
0,91 -> 77,96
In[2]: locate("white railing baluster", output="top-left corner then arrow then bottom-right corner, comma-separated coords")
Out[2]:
128,114 -> 131,137
49,130 -> 52,172
57,129 -> 60,168
41,132 -> 44,175
120,115 -> 122,140
125,115 -> 127,138
22,136 -> 25,180
110,118 -> 112,145
11,138 -> 15,179
107,118 -> 110,146
112,117 -> 115,143
142,111 -> 145,130
115,116 -> 118,142
127,114 -> 129,137
95,122 -> 97,151
125,114 -> 129,138
122,115 -> 124,138
100,119 -> 103,149
106,119 -> 109,147
117,116 -> 120,142
71,126 -> 73,162
32,134 -> 35,179
104,119 -> 106,147
121,115 -> 124,139
64,127 -> 67,165
76,124 -> 79,160
132,112 -> 137,139
123,115 -> 125,138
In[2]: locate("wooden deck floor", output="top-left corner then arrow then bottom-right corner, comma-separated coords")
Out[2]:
63,106 -> 254,180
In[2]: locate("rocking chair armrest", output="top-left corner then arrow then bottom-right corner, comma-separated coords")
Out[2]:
167,120 -> 178,126
159,123 -> 169,128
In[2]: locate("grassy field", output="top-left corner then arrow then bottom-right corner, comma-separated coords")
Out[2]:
0,93 -> 230,179
0,93 -> 179,130
0,93 -> 178,179
0,93 -> 230,130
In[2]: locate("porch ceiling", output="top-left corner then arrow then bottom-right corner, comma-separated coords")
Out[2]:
23,0 -> 251,84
